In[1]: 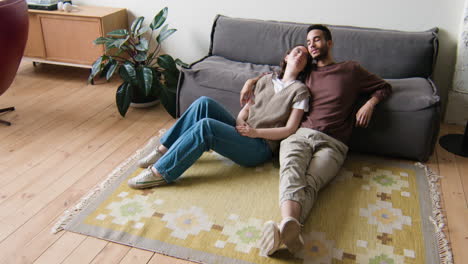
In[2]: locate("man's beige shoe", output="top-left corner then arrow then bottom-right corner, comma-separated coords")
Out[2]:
259,221 -> 281,256
279,217 -> 303,254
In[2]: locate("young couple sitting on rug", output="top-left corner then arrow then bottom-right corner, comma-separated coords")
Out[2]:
128,25 -> 392,256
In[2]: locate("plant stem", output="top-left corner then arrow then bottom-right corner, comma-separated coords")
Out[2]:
147,43 -> 161,65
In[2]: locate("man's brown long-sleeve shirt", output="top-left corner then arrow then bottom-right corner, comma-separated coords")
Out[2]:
301,61 -> 392,145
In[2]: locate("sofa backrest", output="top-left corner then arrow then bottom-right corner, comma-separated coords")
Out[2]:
209,15 -> 438,79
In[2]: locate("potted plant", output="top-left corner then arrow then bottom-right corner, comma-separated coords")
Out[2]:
88,7 -> 187,118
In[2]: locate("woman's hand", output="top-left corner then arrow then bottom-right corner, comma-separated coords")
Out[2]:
236,118 -> 247,127
236,124 -> 258,138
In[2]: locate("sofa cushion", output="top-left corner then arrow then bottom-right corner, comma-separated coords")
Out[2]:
211,16 -> 306,66
330,27 -> 438,79
379,78 -> 439,111
210,15 -> 438,79
184,56 -> 279,93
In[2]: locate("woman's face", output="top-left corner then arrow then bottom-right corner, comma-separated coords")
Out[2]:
285,46 -> 309,71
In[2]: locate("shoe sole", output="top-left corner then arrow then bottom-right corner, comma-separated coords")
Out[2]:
280,220 -> 303,254
128,178 -> 167,189
259,221 -> 280,256
130,181 -> 166,189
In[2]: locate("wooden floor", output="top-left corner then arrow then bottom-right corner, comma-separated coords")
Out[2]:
0,62 -> 467,263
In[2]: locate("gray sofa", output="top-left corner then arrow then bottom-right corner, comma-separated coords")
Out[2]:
176,15 -> 440,161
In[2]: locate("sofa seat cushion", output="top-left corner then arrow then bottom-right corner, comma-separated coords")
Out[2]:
184,56 -> 279,93
381,78 -> 439,111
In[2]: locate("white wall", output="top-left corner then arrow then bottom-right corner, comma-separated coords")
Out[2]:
76,0 -> 466,119
445,0 -> 468,125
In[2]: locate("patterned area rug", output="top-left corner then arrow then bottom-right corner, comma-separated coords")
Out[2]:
54,135 -> 451,264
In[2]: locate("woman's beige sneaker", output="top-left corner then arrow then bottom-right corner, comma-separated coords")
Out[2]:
279,217 -> 303,254
259,221 -> 281,256
128,166 -> 167,189
137,149 -> 164,168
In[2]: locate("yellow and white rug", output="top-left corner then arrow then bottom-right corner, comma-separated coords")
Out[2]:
54,135 -> 451,264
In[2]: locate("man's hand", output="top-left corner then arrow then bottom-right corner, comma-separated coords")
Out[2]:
240,73 -> 268,106
236,124 -> 257,138
356,97 -> 379,128
240,79 -> 255,106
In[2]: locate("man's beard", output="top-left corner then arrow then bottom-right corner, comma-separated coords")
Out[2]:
312,46 -> 329,61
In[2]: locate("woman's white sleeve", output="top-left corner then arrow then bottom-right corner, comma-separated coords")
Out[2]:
292,98 -> 309,112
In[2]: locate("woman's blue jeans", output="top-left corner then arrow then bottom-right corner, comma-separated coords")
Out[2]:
154,96 -> 273,183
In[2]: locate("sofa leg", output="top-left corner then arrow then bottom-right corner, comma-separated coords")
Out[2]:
439,120 -> 468,157
0,106 -> 14,126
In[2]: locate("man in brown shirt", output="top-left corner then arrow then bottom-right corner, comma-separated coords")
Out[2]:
242,25 -> 391,256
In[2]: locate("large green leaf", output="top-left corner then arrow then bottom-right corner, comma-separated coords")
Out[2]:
136,66 -> 153,97
162,70 -> 179,92
135,38 -> 149,51
99,60 -> 113,78
116,82 -> 133,117
120,36 -> 130,48
150,7 -> 168,30
107,29 -> 129,37
157,54 -> 178,73
157,25 -> 168,37
106,59 -> 118,81
105,38 -> 128,51
88,55 -> 108,83
156,25 -> 176,43
131,17 -> 145,36
149,68 -> 162,97
104,40 -> 114,51
119,63 -> 137,85
134,52 -> 148,62
94,37 -> 111,45
158,82 -> 177,118
137,26 -> 150,37
90,56 -> 104,75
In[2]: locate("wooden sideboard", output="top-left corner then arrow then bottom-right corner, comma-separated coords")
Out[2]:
24,6 -> 127,68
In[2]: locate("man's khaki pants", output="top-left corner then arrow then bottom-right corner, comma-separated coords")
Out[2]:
279,128 -> 348,223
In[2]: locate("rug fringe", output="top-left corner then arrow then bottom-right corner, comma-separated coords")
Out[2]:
51,129 -> 166,234
415,162 -> 454,264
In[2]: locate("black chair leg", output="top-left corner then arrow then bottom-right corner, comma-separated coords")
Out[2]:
0,106 -> 14,126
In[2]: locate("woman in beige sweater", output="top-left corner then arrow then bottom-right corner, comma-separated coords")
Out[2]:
128,45 -> 311,191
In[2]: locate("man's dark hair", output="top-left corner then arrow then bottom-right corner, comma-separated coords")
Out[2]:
307,24 -> 332,41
